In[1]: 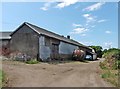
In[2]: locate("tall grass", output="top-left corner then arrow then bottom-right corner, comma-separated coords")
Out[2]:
0,70 -> 5,88
100,48 -> 120,86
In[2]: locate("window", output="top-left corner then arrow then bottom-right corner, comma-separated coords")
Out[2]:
45,37 -> 50,46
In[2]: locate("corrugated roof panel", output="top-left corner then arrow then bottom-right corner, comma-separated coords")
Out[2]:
0,32 -> 12,40
25,22 -> 84,46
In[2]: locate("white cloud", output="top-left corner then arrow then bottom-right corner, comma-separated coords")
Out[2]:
83,14 -> 96,23
81,34 -> 86,36
40,2 -> 52,11
40,7 -> 48,11
91,25 -> 95,28
104,42 -> 112,48
98,19 -> 106,23
40,0 -> 80,10
40,1 -> 106,11
83,2 -> 105,11
83,14 -> 90,17
55,0 -> 79,8
70,27 -> 88,34
105,30 -> 111,34
70,14 -> 96,35
71,23 -> 88,35
1,0 -> 119,2
72,23 -> 82,27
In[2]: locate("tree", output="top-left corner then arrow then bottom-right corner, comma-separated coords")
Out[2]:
102,49 -> 108,54
89,46 -> 103,58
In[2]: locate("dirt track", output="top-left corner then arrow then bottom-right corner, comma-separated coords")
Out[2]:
2,59 -> 114,87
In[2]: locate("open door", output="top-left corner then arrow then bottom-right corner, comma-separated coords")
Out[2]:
51,43 -> 59,59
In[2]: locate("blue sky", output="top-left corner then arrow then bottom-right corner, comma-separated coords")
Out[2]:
1,1 -> 118,49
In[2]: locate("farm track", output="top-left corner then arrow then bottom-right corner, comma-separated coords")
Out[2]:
2,59 -> 114,87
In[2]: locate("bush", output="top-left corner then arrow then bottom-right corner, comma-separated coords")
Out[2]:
118,60 -> 120,69
102,48 -> 120,59
100,48 -> 120,86
102,48 -> 120,70
99,62 -> 108,69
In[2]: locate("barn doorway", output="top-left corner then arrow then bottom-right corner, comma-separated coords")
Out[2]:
51,43 -> 59,60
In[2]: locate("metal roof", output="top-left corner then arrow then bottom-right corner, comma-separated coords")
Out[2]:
25,22 -> 92,49
10,22 -> 92,50
0,32 -> 12,40
25,22 -> 84,46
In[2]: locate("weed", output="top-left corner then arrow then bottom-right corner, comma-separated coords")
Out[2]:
99,62 -> 108,69
0,70 -> 6,88
101,69 -> 118,86
26,59 -> 39,64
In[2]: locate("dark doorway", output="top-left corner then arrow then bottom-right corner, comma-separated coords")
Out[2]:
51,43 -> 59,59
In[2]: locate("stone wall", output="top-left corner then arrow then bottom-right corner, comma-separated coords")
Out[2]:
10,25 -> 39,59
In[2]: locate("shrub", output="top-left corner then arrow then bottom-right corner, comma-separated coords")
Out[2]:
102,48 -> 120,70
100,48 -> 119,86
102,48 -> 120,59
99,62 -> 108,69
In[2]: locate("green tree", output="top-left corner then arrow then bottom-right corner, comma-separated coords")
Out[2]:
89,46 -> 103,58
102,49 -> 108,54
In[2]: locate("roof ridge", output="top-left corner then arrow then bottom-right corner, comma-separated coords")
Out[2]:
24,22 -> 86,47
25,22 -> 82,43
25,22 -> 64,37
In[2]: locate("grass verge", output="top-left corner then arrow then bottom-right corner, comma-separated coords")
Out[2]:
100,62 -> 118,87
0,70 -> 6,88
0,70 -> 2,88
26,59 -> 39,64
101,69 -> 118,86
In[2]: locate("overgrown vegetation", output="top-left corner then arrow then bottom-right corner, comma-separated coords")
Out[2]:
26,59 -> 39,64
102,48 -> 120,70
0,70 -> 5,88
101,70 -> 118,86
0,70 -> 2,88
100,48 -> 120,86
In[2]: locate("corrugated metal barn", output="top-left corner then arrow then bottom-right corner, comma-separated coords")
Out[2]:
0,32 -> 11,55
0,22 -> 96,61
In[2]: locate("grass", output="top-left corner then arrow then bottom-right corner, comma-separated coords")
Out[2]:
101,69 -> 118,86
0,70 -> 5,88
47,59 -> 89,65
99,62 -> 108,70
99,48 -> 119,87
26,59 -> 39,64
0,70 -> 2,88
100,59 -> 118,87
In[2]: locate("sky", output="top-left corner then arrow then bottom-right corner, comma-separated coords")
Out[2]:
1,1 -> 119,49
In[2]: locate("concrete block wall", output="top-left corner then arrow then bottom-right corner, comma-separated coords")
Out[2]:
10,25 -> 39,58
39,36 -> 51,61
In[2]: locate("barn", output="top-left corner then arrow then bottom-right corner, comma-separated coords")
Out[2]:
1,22 -> 97,61
0,32 -> 11,55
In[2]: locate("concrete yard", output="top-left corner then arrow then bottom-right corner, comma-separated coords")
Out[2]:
2,59 -> 114,87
